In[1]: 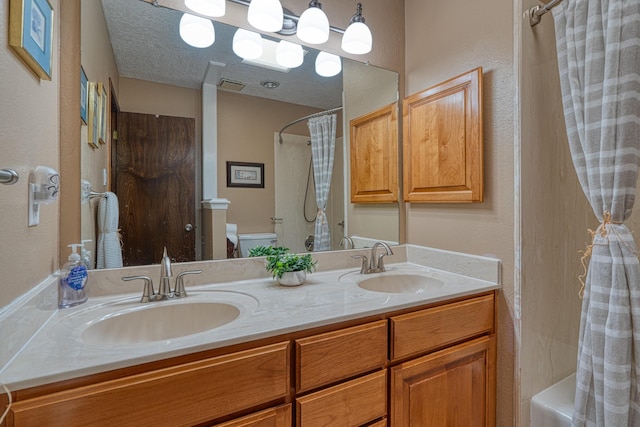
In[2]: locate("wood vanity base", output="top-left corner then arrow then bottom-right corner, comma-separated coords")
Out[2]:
3,291 -> 496,427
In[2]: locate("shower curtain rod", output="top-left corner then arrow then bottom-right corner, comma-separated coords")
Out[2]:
528,0 -> 564,27
278,107 -> 343,144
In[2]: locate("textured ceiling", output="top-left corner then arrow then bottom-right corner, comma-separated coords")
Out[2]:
100,0 -> 343,110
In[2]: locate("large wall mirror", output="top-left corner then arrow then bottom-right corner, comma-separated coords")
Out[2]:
79,0 -> 400,267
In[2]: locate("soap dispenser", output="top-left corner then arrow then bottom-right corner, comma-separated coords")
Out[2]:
80,239 -> 93,268
58,244 -> 89,309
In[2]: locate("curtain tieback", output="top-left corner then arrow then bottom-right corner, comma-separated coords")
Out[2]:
578,211 -> 624,298
317,208 -> 327,224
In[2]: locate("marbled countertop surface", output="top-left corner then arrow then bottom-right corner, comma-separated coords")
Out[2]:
0,245 -> 500,390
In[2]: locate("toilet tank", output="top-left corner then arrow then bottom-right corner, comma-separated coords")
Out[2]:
237,233 -> 278,257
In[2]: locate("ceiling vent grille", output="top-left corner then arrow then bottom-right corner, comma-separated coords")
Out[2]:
218,79 -> 246,92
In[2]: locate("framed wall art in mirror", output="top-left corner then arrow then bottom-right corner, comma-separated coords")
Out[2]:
227,161 -> 265,189
80,66 -> 88,124
9,0 -> 53,80
98,82 -> 108,144
87,82 -> 100,148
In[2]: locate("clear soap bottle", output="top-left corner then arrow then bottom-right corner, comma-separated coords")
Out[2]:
58,244 -> 89,309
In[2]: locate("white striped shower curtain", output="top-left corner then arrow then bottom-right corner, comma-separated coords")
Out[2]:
552,1 -> 640,425
308,114 -> 337,252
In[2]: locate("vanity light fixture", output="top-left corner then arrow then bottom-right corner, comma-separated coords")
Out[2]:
185,0 -> 225,17
247,0 -> 284,33
232,28 -> 264,59
275,40 -> 304,68
296,0 -> 330,45
315,51 -> 341,77
341,3 -> 372,55
179,13 -> 215,48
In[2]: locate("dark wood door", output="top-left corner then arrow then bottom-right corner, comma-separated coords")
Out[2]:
116,112 -> 196,266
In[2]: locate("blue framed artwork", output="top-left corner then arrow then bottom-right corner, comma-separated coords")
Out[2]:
80,67 -> 88,124
9,0 -> 54,80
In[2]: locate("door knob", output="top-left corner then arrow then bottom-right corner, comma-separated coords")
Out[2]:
185,223 -> 193,232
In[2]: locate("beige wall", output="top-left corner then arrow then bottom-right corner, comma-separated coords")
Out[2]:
404,0 -> 515,425
518,2 -> 587,424
80,0 -> 120,266
0,0 -> 61,308
343,60 -> 401,243
217,90 -> 320,234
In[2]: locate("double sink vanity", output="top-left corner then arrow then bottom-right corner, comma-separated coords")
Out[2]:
0,244 -> 500,426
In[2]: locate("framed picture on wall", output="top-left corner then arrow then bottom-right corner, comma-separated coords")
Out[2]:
87,82 -> 100,148
8,0 -> 54,80
98,82 -> 108,144
80,67 -> 88,125
226,161 -> 264,188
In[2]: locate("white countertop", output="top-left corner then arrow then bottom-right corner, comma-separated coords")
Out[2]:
0,245 -> 500,391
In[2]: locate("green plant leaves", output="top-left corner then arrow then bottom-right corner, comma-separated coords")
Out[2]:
265,252 -> 317,279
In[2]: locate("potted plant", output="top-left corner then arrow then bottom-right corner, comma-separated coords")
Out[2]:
247,245 -> 290,257
265,252 -> 317,286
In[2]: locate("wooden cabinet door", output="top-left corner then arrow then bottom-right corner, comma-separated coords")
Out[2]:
390,336 -> 495,427
350,102 -> 399,203
403,68 -> 483,203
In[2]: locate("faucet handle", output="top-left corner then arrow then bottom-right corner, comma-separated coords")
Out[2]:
122,275 -> 155,303
377,253 -> 390,272
351,255 -> 369,274
174,270 -> 202,298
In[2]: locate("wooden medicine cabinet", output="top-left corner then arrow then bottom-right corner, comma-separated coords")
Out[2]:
403,67 -> 483,202
349,102 -> 399,203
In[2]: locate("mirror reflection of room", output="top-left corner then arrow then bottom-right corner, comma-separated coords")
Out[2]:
80,0 -> 399,268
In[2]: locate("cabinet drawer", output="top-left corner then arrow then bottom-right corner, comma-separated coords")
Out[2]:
391,294 -> 494,360
9,342 -> 290,427
296,320 -> 387,393
212,404 -> 292,427
296,370 -> 387,427
367,419 -> 387,427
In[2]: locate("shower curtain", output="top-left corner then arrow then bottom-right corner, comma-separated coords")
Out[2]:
308,114 -> 337,251
552,1 -> 640,425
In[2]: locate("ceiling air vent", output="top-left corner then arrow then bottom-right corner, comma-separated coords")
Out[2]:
218,79 -> 246,92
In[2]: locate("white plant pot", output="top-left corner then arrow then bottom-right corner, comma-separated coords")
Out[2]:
277,271 -> 307,286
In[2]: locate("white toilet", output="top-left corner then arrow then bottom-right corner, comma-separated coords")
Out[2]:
237,233 -> 278,257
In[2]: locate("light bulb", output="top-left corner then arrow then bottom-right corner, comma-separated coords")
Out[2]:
297,3 -> 329,44
276,40 -> 304,68
315,51 -> 341,77
232,28 -> 263,59
179,13 -> 215,48
247,0 -> 283,33
185,0 -> 225,17
342,22 -> 372,54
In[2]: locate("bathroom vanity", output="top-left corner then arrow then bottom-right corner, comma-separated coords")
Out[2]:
0,245 -> 500,426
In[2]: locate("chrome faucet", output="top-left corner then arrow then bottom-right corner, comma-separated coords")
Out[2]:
157,247 -> 173,300
339,236 -> 355,249
122,247 -> 201,303
351,241 -> 394,274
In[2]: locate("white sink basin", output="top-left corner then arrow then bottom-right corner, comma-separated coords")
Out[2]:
358,274 -> 444,294
82,301 -> 240,345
